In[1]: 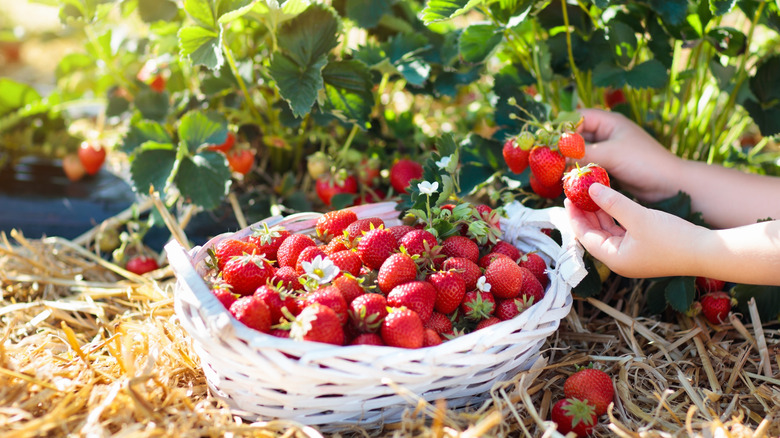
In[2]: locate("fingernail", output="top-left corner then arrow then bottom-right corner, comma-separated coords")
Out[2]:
589,183 -> 604,197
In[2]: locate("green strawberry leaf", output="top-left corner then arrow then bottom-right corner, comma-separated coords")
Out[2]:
217,0 -> 257,23
459,23 -> 503,63
130,142 -> 177,195
709,0 -> 736,16
421,0 -> 484,24
137,0 -> 179,23
345,0 -> 392,28
268,52 -> 327,118
645,279 -> 670,315
59,0 -> 115,25
591,0 -> 609,8
121,120 -> 172,155
178,25 -> 224,70
607,20 -> 637,67
749,55 -> 780,104
0,78 -> 41,117
134,88 -> 170,122
276,3 -> 340,69
330,193 -> 358,210
649,0 -> 688,27
174,151 -> 232,210
183,0 -> 216,29
706,27 -> 746,57
733,284 -> 780,323
664,276 -> 696,312
743,100 -> 780,137
320,60 -> 374,128
626,60 -> 669,89
178,110 -> 228,154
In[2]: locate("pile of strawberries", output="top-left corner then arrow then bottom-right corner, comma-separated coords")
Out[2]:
202,203 -> 551,348
551,366 -> 615,437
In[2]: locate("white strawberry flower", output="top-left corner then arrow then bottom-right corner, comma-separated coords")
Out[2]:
435,155 -> 452,170
417,181 -> 439,195
302,255 -> 340,284
476,275 -> 492,292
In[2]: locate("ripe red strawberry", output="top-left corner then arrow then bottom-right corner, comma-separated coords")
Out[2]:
478,252 -> 512,269
442,257 -> 481,291
386,225 -> 415,242
229,295 -> 272,333
315,174 -> 358,206
422,329 -> 442,347
460,290 -> 496,321
563,164 -> 611,212
551,398 -> 598,437
557,131 -> 586,159
700,291 -> 733,325
316,209 -> 358,243
349,293 -> 388,333
214,238 -> 259,271
476,316 -> 501,330
381,308 -> 424,349
491,240 -> 521,261
484,257 -> 524,299
519,252 -> 548,287
357,228 -> 398,270
222,253 -> 276,296
270,328 -> 290,338
345,217 -> 385,244
399,229 -> 438,257
327,250 -> 362,277
496,296 -> 535,320
520,268 -> 545,303
277,234 -> 316,268
206,131 -> 235,153
254,284 -> 300,324
428,271 -> 467,314
244,225 -> 290,262
564,367 -> 614,416
377,253 -> 418,293
424,311 -> 453,335
695,277 -> 726,293
78,142 -> 106,175
290,303 -> 344,345
271,265 -> 302,290
324,236 -> 351,254
502,136 -> 531,174
529,146 -> 566,187
227,149 -> 254,175
441,235 -> 479,263
604,88 -> 626,108
295,246 -> 327,275
332,274 -> 365,304
529,173 -> 564,199
212,286 -> 237,309
390,159 -> 423,194
350,333 -> 384,346
304,286 -> 349,326
387,281 -> 436,323
126,256 -> 159,275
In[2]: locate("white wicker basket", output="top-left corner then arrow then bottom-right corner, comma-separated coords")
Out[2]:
166,200 -> 587,431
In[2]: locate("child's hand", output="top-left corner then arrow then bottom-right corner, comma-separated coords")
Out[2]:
565,183 -> 707,278
576,109 -> 683,203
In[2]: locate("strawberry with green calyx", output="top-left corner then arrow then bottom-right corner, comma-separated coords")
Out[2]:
211,283 -> 237,309
349,293 -> 388,333
429,270 -> 467,315
390,159 -> 424,194
271,266 -> 302,291
277,233 -> 316,268
442,257 -> 481,291
564,366 -> 615,416
460,290 -> 496,321
254,284 -> 300,324
222,253 -> 276,296
502,136 -> 531,174
557,131 -> 586,159
357,227 -> 398,270
440,235 -> 480,264
387,281 -> 436,323
551,398 -> 598,437
316,209 -> 358,243
345,217 -> 386,244
316,173 -> 358,207
563,163 -> 611,212
229,295 -> 272,334
324,236 -> 351,254
529,145 -> 566,187
327,250 -> 362,277
377,252 -> 418,294
214,238 -> 260,272
700,291 -> 735,325
304,286 -> 349,326
295,246 -> 327,275
381,307 -> 425,349
289,303 -> 344,346
332,274 -> 365,304
496,295 -> 536,320
244,224 -> 290,263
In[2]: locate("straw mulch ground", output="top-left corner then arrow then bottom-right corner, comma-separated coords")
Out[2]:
1,229 -> 778,438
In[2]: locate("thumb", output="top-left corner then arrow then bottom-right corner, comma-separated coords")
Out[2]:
589,183 -> 645,226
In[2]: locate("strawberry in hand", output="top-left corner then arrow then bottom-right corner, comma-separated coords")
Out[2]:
563,164 -> 611,212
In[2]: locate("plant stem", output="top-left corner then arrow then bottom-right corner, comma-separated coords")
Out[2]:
561,0 -> 589,107
84,25 -> 136,94
223,40 -> 264,125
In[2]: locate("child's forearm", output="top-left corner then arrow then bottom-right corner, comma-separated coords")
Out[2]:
676,161 -> 780,228
696,221 -> 780,286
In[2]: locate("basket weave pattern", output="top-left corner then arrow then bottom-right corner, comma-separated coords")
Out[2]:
166,201 -> 587,430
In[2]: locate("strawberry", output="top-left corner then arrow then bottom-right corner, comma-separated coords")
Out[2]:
460,290 -> 496,321
520,268 -> 545,304
332,274 -> 365,304
519,252 -> 548,287
386,225 -> 415,242
389,159 -> 423,194
290,303 -> 344,345
229,295 -> 272,333
386,281 -> 436,323
78,142 -> 107,175
304,286 -> 349,326
502,136 -> 531,174
476,316 -> 501,330
327,250 -> 362,277
244,225 -> 290,262
381,308 -> 424,349
315,174 -> 358,206
126,256 -> 159,275
529,173 -> 564,199
254,284 -> 299,324
206,131 -> 235,153
212,286 -> 237,309
399,229 -> 438,257
551,398 -> 598,437
491,241 -> 521,261
345,217 -> 385,244
316,209 -> 358,243
442,257 -> 481,291
270,328 -> 291,338
484,257 -> 524,299
214,238 -> 259,271
424,311 -> 453,335
422,329 -> 443,347
62,154 -> 86,181
356,227 -> 397,270
695,277 -> 726,293
440,235 -> 479,263
529,146 -> 566,187
557,131 -> 586,159
227,149 -> 254,175
700,291 -> 733,325
478,252 -> 512,269
222,253 -> 276,296
564,367 -> 614,416
350,333 -> 384,346
349,293 -> 388,333
271,266 -> 302,290
295,245 -> 327,275
377,253 -> 418,293
604,88 -> 626,108
277,234 -> 316,268
428,271 -> 467,315
496,296 -> 535,320
563,164 -> 611,212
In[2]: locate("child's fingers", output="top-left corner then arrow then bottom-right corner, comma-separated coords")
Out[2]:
588,183 -> 645,228
577,108 -> 618,143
